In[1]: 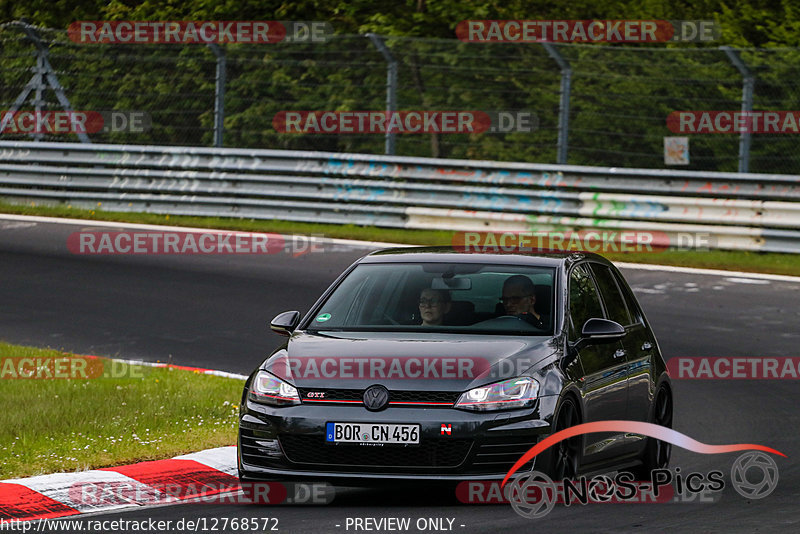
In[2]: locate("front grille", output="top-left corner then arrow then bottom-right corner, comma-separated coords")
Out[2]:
297,388 -> 459,407
279,434 -> 472,469
469,434 -> 539,474
298,388 -> 362,401
390,391 -> 459,404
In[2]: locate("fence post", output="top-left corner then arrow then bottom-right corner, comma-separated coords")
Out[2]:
208,43 -> 226,148
542,43 -> 571,165
366,33 -> 398,155
32,54 -> 45,141
4,22 -> 91,143
721,46 -> 754,173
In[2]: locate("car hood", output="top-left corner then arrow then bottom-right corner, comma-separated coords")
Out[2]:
262,330 -> 560,392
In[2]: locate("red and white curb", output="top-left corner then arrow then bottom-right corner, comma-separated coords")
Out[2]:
0,353 -> 245,523
0,446 -> 238,523
83,354 -> 249,381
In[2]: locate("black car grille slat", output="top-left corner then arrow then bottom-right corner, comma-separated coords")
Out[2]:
240,428 -> 283,468
390,390 -> 459,403
279,434 -> 472,469
470,435 -> 538,471
478,443 -> 536,450
296,388 -> 458,406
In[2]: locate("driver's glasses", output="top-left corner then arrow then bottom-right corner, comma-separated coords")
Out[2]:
419,299 -> 443,307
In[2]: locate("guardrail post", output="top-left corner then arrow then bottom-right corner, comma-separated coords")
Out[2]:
366,33 -> 397,155
721,46 -> 754,174
208,43 -> 226,148
542,42 -> 571,165
2,21 -> 91,143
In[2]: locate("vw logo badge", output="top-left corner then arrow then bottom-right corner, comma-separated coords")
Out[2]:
363,385 -> 390,411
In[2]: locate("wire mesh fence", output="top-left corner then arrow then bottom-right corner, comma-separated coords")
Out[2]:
2,21 -> 800,174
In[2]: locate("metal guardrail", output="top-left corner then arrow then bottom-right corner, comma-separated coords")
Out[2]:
1,141 -> 799,252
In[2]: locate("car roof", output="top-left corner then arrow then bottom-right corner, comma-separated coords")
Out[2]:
359,246 -> 614,269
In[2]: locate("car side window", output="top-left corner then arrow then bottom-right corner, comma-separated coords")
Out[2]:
568,264 -> 604,341
611,268 -> 645,326
589,263 -> 633,327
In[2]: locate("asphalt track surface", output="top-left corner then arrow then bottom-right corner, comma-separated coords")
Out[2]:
1,217 -> 799,533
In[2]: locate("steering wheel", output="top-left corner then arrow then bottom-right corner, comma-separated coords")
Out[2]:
495,315 -> 526,321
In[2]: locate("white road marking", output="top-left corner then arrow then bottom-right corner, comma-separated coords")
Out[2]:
0,221 -> 37,230
724,277 -> 772,285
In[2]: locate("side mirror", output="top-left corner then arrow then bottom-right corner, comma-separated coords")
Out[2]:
270,311 -> 301,336
571,318 -> 625,351
581,318 -> 625,344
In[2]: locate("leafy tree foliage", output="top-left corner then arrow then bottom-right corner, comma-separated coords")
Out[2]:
1,0 -> 799,172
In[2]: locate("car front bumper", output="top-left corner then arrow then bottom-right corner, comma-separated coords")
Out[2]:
238,396 -> 557,483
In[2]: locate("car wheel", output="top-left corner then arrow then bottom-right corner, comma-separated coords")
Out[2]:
542,397 -> 581,480
631,385 -> 672,479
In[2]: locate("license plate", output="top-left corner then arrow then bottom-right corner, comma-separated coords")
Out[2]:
326,422 -> 420,444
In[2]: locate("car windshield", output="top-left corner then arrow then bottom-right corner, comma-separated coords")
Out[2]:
305,262 -> 556,335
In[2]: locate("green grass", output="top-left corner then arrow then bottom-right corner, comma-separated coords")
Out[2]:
2,198 -> 799,276
0,198 -> 453,246
0,342 -> 244,480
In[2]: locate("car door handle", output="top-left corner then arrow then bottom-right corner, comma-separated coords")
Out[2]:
613,349 -> 626,359
641,342 -> 653,351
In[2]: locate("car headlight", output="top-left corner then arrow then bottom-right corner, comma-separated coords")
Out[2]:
454,377 -> 539,412
249,371 -> 301,406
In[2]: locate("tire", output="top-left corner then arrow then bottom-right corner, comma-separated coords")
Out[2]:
630,385 -> 672,480
540,397 -> 581,481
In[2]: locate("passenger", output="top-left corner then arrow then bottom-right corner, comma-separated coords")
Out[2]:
501,275 -> 545,328
418,288 -> 452,326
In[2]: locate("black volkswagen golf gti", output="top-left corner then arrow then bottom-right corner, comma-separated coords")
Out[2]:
238,248 -> 672,483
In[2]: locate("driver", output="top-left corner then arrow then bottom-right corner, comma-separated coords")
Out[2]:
501,275 -> 545,329
418,288 -> 452,326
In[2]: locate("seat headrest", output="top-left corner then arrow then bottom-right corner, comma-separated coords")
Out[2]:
444,300 -> 475,325
533,284 -> 551,315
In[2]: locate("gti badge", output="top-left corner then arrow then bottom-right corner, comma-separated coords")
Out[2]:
307,391 -> 325,398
